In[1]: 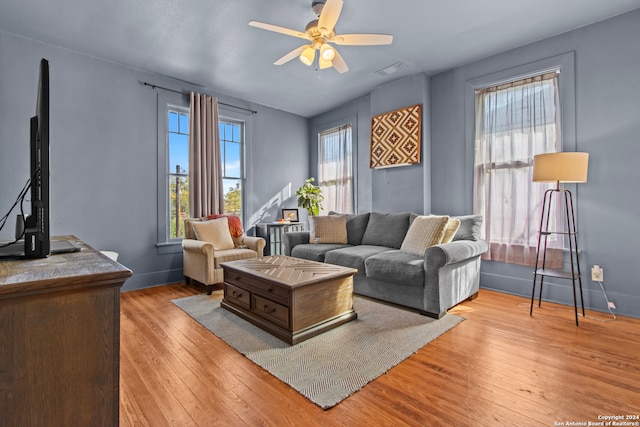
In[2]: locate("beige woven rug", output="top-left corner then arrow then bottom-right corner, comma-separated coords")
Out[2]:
173,293 -> 463,409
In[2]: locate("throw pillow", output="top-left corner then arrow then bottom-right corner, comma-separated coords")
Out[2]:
452,214 -> 483,241
192,217 -> 235,250
207,214 -> 243,238
361,212 -> 412,249
441,218 -> 461,244
309,215 -> 348,244
400,215 -> 450,256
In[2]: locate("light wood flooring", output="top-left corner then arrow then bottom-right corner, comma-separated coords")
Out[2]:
120,283 -> 640,426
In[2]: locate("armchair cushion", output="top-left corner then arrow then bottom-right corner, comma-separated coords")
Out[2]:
191,217 -> 235,250
207,214 -> 243,237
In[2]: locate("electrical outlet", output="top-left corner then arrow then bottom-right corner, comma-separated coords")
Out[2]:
608,301 -> 616,309
591,265 -> 604,282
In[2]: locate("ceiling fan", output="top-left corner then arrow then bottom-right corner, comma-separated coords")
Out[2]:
249,0 -> 393,73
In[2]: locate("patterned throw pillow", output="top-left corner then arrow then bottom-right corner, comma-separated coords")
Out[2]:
400,215 -> 450,256
192,217 -> 236,250
207,214 -> 243,237
309,215 -> 348,244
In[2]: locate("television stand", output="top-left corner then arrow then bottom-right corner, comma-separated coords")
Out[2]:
0,236 -> 132,426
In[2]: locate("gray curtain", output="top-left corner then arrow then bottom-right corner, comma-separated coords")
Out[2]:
189,92 -> 223,217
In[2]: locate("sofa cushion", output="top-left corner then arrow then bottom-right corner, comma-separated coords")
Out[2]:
400,215 -> 449,256
452,215 -> 483,241
324,245 -> 392,274
361,212 -> 412,249
191,217 -> 235,250
309,215 -> 348,244
291,243 -> 352,262
364,250 -> 425,287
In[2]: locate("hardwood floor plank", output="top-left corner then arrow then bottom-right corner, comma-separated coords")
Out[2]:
120,284 -> 640,426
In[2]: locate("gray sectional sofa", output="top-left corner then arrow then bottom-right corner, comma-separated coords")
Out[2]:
282,212 -> 488,318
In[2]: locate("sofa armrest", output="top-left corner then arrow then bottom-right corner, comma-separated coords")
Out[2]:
282,231 -> 311,256
240,235 -> 266,256
424,239 -> 488,270
182,238 -> 214,256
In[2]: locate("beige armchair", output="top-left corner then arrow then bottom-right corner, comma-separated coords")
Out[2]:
182,216 -> 265,295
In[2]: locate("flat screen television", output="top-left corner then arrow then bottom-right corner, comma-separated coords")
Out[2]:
23,58 -> 51,257
0,58 -> 80,259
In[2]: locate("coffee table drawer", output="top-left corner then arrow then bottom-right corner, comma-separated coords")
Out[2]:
225,283 -> 250,309
253,295 -> 289,328
226,271 -> 289,304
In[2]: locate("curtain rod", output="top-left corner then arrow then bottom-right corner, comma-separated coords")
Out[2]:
143,82 -> 257,114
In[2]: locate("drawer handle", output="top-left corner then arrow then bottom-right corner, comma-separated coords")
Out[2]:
263,305 -> 276,314
231,291 -> 243,298
267,287 -> 274,293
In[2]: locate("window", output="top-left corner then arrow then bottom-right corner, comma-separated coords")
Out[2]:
168,108 -> 190,240
159,100 -> 246,247
473,71 -> 562,266
317,124 -> 353,214
219,120 -> 243,216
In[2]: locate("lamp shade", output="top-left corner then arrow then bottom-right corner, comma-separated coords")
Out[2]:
299,46 -> 315,66
532,152 -> 589,183
320,43 -> 335,61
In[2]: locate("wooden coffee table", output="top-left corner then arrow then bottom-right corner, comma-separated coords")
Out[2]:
220,255 -> 357,345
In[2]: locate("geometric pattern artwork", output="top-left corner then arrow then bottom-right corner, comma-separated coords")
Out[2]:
370,104 -> 422,168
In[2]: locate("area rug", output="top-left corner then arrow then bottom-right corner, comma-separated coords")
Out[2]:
172,293 -> 463,409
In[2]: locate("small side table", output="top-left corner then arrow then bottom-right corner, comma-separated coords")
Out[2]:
256,222 -> 305,255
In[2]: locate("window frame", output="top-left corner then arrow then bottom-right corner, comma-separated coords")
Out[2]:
317,123 -> 354,214
219,116 -> 245,220
464,52 -> 576,214
311,114 -> 358,214
156,91 -> 190,253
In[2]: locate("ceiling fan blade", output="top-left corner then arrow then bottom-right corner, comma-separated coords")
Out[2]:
317,0 -> 343,36
274,45 -> 307,65
331,48 -> 349,73
332,33 -> 393,45
249,21 -> 310,40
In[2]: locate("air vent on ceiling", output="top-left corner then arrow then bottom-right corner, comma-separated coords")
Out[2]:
375,61 -> 408,76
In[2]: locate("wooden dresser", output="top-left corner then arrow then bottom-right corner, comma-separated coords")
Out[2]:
0,236 -> 132,427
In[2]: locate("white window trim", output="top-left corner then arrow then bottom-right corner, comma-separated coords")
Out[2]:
156,91 -> 190,253
219,106 -> 251,224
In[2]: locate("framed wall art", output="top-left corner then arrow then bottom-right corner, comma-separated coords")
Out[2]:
370,104 -> 422,169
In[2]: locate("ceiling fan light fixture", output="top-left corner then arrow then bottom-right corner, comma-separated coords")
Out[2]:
320,43 -> 335,61
299,46 -> 315,66
319,56 -> 333,69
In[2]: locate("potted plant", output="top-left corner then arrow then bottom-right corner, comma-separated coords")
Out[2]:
296,177 -> 324,217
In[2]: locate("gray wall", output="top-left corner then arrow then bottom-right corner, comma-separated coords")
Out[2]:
430,9 -> 640,318
309,73 -> 432,215
0,30 -> 308,291
309,9 -> 640,318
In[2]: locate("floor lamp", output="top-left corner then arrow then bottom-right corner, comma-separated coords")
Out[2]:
530,152 -> 589,325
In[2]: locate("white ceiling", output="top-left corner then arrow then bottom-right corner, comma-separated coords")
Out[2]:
1,0 -> 639,117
